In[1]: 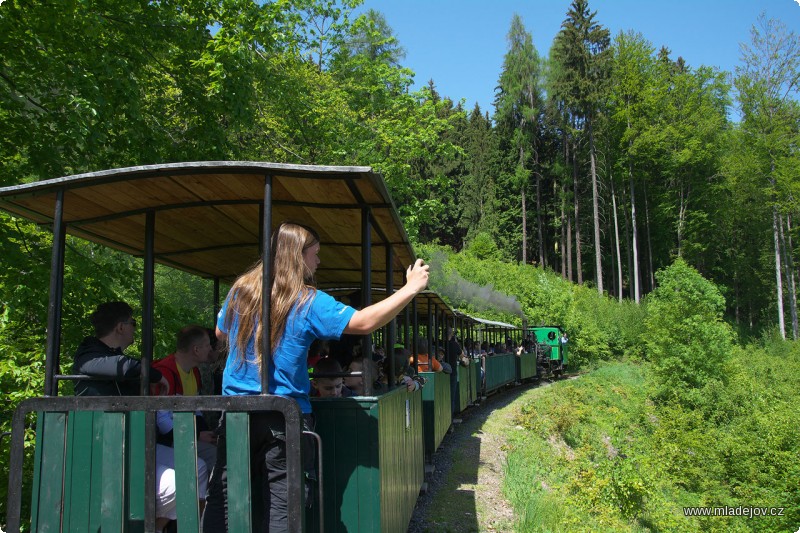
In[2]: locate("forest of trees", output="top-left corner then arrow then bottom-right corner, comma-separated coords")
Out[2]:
2,0 -> 800,339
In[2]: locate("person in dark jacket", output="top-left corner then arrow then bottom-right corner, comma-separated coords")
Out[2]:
72,301 -> 175,531
72,301 -> 168,396
445,327 -> 462,414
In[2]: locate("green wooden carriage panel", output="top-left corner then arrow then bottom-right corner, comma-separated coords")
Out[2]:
472,359 -> 481,398
31,412 -> 66,532
30,409 -> 245,533
457,364 -> 472,412
173,412 -> 201,532
62,411 -> 98,532
484,353 -> 516,393
31,411 -> 144,533
378,388 -> 424,532
517,352 -> 537,381
311,387 -> 424,532
101,412 -> 127,531
226,412 -> 256,532
420,372 -> 452,457
126,410 -> 146,527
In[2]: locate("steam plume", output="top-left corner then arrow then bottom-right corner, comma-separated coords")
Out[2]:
427,251 -> 523,317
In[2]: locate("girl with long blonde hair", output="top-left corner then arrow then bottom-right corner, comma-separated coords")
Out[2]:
203,222 -> 429,532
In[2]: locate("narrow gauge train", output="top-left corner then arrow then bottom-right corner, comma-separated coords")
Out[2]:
0,162 -> 566,533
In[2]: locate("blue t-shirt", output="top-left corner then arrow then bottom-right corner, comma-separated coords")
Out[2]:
217,289 -> 356,413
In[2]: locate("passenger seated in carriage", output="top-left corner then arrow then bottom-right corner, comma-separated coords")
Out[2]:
383,346 -> 423,392
153,325 -> 219,475
435,346 -> 452,374
310,356 -> 352,398
412,338 -> 442,372
72,302 -> 205,533
72,301 -> 169,396
343,352 -> 380,395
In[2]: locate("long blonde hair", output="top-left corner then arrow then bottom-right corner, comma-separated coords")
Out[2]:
224,222 -> 320,370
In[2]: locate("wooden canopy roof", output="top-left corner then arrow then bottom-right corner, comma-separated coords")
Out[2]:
0,161 -> 416,287
463,315 -> 519,330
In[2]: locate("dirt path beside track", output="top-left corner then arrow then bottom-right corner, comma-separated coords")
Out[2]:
408,381 -> 551,532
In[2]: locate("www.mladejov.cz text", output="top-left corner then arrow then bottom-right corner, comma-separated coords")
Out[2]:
683,506 -> 785,518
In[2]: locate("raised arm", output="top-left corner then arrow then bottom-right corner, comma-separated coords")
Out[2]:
344,259 -> 429,335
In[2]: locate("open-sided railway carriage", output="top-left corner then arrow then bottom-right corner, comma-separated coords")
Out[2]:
0,161 -> 567,532
0,161 -> 420,532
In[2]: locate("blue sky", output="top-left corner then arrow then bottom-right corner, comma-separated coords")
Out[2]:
360,0 -> 800,114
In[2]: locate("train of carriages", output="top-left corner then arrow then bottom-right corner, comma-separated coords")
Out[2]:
0,162 -> 567,532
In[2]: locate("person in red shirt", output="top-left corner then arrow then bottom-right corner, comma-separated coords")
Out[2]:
153,325 -> 218,486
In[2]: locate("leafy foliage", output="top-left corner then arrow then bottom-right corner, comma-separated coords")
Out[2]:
508,348 -> 800,532
643,258 -> 734,405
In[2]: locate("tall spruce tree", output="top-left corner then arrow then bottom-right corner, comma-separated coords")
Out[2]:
459,104 -> 500,242
494,14 -> 544,265
550,0 -> 610,292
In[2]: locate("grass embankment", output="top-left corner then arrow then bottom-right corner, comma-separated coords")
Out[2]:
504,352 -> 800,532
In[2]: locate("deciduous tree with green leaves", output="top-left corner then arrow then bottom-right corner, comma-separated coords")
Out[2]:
735,14 -> 800,340
644,258 -> 733,406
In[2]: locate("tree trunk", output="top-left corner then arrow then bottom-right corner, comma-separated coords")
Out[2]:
561,180 -> 567,278
622,183 -> 633,294
787,213 -> 799,338
611,180 -> 623,302
565,139 -> 573,282
779,211 -> 798,339
521,184 -> 527,264
588,121 -> 603,293
520,146 -> 527,265
643,179 -> 655,292
629,161 -> 640,303
772,199 -> 786,339
537,172 -> 544,266
572,141 -> 583,285
676,182 -> 690,258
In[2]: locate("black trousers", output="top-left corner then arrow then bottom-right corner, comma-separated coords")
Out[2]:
201,412 -> 316,533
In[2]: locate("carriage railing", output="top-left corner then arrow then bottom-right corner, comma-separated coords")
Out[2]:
6,395 -> 308,533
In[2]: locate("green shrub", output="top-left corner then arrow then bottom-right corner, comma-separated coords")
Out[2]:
643,258 -> 734,405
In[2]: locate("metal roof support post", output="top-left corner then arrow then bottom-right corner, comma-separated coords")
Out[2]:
258,203 -> 265,255
142,209 -> 157,532
471,323 -> 476,353
522,317 -> 528,345
386,244 -> 395,385
213,277 -> 220,321
404,307 -> 410,347
141,210 -> 156,395
427,301 -> 434,357
412,299 -> 419,372
440,308 -> 446,350
361,207 -> 373,395
44,189 -> 65,396
260,174 -> 304,531
261,176 -> 272,395
434,307 -> 438,348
